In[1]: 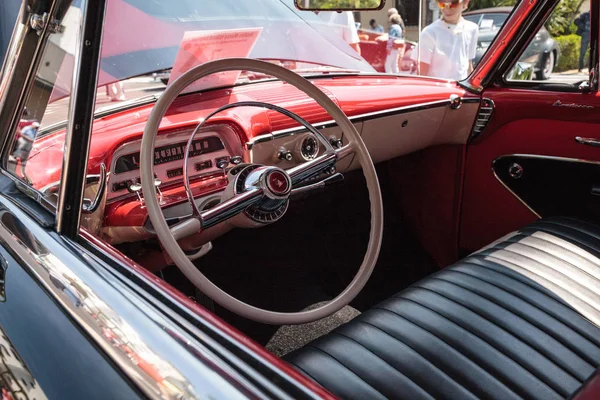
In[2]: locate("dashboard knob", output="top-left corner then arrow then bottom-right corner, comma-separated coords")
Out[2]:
128,182 -> 143,204
230,156 -> 243,165
216,158 -> 230,170
278,150 -> 293,161
329,136 -> 343,149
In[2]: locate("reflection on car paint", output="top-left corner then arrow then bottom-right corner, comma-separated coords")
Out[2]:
0,326 -> 48,400
0,205 -> 252,400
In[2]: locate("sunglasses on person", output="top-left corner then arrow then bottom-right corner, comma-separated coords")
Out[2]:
437,0 -> 464,9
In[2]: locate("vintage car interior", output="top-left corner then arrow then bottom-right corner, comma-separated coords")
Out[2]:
1,0 -> 600,398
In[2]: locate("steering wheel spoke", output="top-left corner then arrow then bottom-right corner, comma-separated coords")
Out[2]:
170,216 -> 202,241
170,188 -> 264,241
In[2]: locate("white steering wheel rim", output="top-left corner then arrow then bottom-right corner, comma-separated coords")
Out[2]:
140,58 -> 383,325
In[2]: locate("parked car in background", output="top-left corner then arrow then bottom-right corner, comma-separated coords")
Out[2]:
357,29 -> 417,74
464,7 -> 560,80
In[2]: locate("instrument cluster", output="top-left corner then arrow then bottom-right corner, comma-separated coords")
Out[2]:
107,124 -> 242,203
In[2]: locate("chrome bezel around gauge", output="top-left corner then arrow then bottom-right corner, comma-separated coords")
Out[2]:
299,134 -> 319,161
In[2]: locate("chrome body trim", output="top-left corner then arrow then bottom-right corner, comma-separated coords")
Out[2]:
575,136 -> 600,147
469,98 -> 495,141
246,97 -> 480,149
0,195 -> 273,399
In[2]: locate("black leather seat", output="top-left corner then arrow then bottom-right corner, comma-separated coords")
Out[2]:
285,217 -> 600,399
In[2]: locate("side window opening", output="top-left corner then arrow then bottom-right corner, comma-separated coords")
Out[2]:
2,4 -> 82,209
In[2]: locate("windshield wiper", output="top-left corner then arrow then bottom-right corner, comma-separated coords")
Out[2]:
295,67 -> 363,75
94,93 -> 162,118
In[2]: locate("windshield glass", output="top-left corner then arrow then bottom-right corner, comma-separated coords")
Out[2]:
99,0 -> 374,84
41,0 -> 379,127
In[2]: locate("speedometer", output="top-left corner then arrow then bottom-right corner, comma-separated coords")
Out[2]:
114,136 -> 225,174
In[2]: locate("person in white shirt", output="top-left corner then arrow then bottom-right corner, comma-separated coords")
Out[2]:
317,11 -> 361,55
412,0 -> 478,80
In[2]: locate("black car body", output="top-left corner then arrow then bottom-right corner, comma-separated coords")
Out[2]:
464,7 -> 560,80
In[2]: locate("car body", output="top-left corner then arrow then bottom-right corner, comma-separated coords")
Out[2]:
0,0 -> 598,399
464,6 -> 560,80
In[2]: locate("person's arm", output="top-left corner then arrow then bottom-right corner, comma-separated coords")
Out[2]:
345,12 -> 361,55
412,30 -> 434,76
467,27 -> 478,75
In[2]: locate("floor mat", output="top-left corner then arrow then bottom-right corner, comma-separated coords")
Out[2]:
265,301 -> 360,357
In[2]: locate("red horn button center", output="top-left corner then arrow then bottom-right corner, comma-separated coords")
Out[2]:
266,170 -> 290,195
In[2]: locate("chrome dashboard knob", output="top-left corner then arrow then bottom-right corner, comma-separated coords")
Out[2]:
216,158 -> 230,170
278,149 -> 293,161
329,136 -> 343,149
128,182 -> 143,204
154,178 -> 163,198
230,156 -> 243,165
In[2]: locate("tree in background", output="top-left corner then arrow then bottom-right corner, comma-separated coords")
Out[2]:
545,0 -> 585,36
304,0 -> 382,8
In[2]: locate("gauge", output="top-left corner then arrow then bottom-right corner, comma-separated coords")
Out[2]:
300,135 -> 319,160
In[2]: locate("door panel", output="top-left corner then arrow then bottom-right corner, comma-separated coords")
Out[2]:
493,155 -> 600,223
0,235 -> 139,399
460,88 -> 600,252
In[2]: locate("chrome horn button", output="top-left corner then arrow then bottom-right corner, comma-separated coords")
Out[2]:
265,169 -> 291,197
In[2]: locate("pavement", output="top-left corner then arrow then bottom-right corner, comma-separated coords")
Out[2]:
549,69 -> 589,83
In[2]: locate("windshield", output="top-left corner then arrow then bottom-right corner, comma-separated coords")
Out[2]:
99,0 -> 374,83
40,0 -> 378,127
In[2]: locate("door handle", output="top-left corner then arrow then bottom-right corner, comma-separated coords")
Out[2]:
575,136 -> 600,147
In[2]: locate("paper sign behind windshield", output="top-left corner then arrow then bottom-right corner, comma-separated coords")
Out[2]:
170,27 -> 263,92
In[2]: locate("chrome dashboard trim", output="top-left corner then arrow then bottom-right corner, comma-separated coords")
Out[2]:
246,97 -> 480,149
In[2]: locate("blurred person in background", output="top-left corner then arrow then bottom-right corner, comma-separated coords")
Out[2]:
318,11 -> 361,55
385,13 -> 404,73
370,19 -> 384,32
575,10 -> 591,72
412,0 -> 478,80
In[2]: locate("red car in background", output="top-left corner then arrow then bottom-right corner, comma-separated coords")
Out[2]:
357,28 -> 418,74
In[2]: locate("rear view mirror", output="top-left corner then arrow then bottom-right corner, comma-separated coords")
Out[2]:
294,0 -> 385,11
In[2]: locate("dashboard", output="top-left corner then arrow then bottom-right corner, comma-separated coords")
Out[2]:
107,124 -> 243,203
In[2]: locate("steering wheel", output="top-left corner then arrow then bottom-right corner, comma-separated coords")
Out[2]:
141,58 -> 383,325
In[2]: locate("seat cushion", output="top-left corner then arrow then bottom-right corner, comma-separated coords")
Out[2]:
284,217 -> 600,400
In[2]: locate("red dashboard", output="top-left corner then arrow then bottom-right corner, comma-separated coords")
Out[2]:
26,74 -> 479,245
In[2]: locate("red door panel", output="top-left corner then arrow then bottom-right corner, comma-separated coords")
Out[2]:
460,88 -> 600,252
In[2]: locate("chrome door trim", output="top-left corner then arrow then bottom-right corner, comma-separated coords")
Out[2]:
246,97 -> 480,149
0,194 -> 278,399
